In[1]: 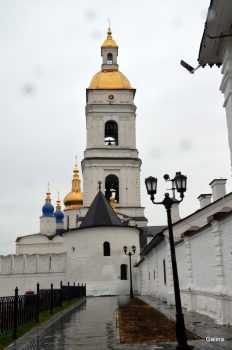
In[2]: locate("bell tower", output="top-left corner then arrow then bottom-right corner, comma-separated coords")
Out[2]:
81,28 -> 147,227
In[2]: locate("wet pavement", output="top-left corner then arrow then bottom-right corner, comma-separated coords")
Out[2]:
6,296 -> 232,350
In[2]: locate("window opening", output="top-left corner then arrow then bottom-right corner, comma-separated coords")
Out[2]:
104,120 -> 118,145
103,242 -> 111,256
105,174 -> 119,203
107,53 -> 113,64
121,264 -> 127,280
163,259 -> 166,285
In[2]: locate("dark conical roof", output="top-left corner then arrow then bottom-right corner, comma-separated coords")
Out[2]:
80,191 -> 123,228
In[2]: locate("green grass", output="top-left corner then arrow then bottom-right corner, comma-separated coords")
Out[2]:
0,298 -> 81,350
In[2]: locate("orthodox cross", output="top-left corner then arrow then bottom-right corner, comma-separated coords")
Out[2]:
97,180 -> 102,191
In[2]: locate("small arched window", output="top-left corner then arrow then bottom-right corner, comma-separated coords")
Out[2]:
103,242 -> 111,256
107,53 -> 113,64
105,174 -> 119,203
104,120 -> 118,145
121,264 -> 127,280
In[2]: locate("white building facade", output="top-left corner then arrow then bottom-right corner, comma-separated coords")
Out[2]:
0,28 -> 143,298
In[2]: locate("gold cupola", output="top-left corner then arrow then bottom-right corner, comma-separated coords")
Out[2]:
63,161 -> 83,211
101,27 -> 117,47
89,27 -> 132,90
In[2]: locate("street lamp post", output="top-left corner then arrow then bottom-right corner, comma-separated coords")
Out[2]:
123,245 -> 136,298
145,172 -> 192,350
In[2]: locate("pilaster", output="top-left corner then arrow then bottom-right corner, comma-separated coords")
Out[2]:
184,236 -> 193,288
184,236 -> 195,310
212,220 -> 225,292
165,236 -> 175,305
220,40 -> 232,171
154,248 -> 159,296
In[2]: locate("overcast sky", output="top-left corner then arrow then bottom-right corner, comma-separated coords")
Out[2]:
0,0 -> 231,254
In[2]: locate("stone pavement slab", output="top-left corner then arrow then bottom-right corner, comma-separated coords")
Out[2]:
140,295 -> 232,349
5,296 -> 232,349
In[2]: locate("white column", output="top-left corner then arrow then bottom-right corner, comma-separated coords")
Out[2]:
154,248 -> 159,297
220,40 -> 232,171
212,219 -> 227,324
11,254 -> 14,274
165,236 -> 175,305
23,254 -> 26,273
36,254 -> 39,273
184,236 -> 195,311
184,236 -> 193,288
212,220 -> 225,292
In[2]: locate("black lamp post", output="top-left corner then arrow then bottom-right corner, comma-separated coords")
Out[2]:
123,245 -> 136,298
145,172 -> 191,350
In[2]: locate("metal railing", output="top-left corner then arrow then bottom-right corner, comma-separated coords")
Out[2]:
0,282 -> 86,339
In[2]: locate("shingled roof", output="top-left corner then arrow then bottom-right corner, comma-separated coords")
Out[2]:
80,191 -> 123,228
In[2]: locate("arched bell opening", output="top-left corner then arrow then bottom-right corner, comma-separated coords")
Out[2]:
105,174 -> 119,203
104,120 -> 118,145
107,53 -> 113,64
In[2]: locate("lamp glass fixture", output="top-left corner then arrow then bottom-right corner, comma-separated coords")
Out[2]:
123,246 -> 127,253
132,245 -> 136,253
175,172 -> 187,193
145,176 -> 157,195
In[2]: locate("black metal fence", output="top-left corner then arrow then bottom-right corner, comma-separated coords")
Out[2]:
0,282 -> 86,339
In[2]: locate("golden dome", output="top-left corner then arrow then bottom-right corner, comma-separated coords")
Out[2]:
63,162 -> 83,211
89,70 -> 131,89
102,27 -> 117,47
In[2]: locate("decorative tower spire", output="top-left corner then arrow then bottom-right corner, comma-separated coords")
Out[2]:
56,191 -> 61,211
102,25 -> 117,48
72,160 -> 81,192
42,183 -> 54,217
89,26 -> 131,89
45,182 -> 51,203
54,191 -> 64,224
63,158 -> 83,210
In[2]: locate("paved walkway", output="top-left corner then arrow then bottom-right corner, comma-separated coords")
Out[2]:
7,296 -> 232,350
140,295 -> 232,349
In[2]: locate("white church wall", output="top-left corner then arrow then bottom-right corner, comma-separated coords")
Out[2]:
156,241 -> 168,300
165,192 -> 232,239
221,217 -> 232,291
175,241 -> 188,289
220,41 -> 232,170
0,253 -> 67,297
139,212 -> 232,324
62,226 -> 140,295
0,274 -> 66,297
0,253 -> 66,275
16,234 -> 65,255
191,228 -> 216,290
139,240 -> 168,299
139,258 -> 149,295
